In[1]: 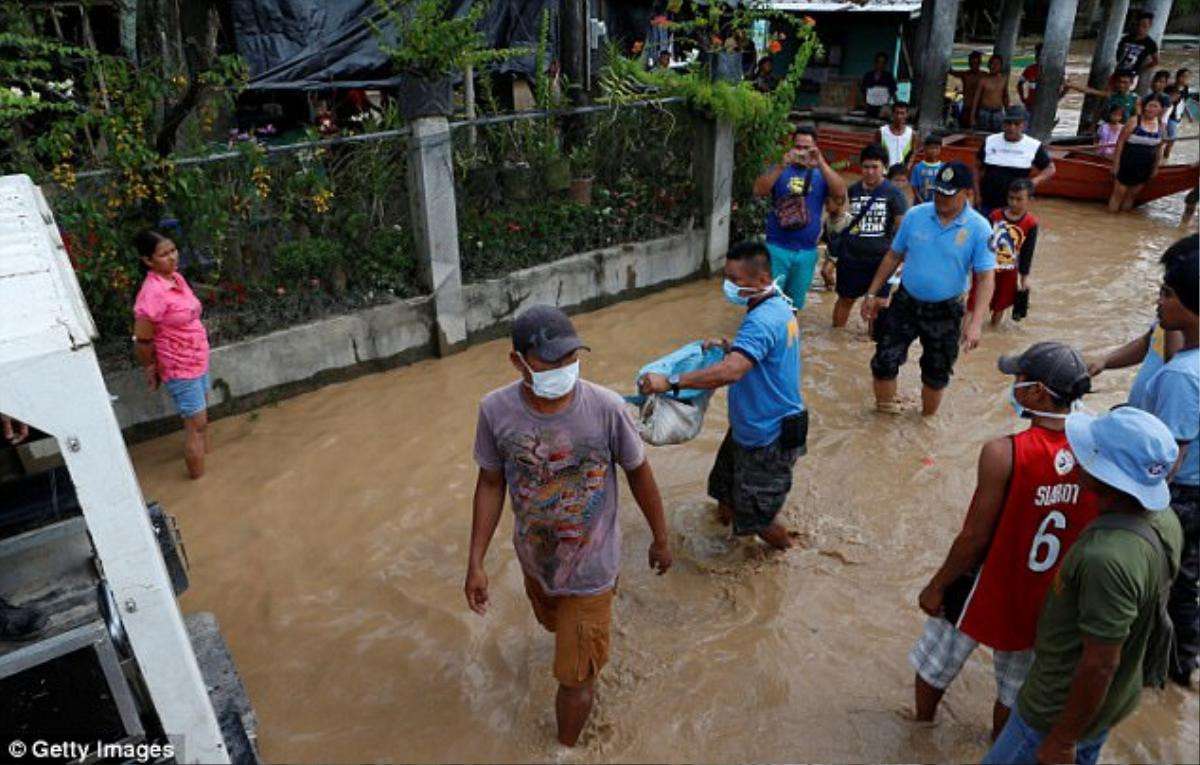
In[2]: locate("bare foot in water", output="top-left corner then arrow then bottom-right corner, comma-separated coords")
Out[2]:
757,522 -> 795,550
716,503 -> 733,526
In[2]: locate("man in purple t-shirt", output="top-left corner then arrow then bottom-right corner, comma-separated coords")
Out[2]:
467,305 -> 672,747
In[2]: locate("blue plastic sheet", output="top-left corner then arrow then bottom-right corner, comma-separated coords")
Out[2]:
625,341 -> 726,405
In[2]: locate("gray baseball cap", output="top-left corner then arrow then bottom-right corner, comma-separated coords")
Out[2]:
511,305 -> 589,363
997,341 -> 1091,401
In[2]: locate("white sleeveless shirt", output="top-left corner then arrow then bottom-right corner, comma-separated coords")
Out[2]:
880,125 -> 914,168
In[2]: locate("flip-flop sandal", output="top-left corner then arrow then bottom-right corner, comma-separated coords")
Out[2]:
876,398 -> 907,415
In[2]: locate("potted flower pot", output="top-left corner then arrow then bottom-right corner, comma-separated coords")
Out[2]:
398,74 -> 453,120
501,162 -> 533,202
568,177 -> 593,205
543,156 -> 571,192
702,51 -> 743,84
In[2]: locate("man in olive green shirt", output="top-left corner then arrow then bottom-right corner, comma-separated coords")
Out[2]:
984,407 -> 1183,765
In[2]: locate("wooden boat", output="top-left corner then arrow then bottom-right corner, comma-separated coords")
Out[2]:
814,128 -> 1198,205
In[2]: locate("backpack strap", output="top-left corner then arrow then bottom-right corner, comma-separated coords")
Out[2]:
1085,513 -> 1175,597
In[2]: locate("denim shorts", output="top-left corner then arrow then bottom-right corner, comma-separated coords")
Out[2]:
164,372 -> 210,418
1167,118 -> 1180,140
982,709 -> 1108,765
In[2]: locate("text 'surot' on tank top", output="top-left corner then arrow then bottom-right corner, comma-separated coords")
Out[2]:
982,133 -> 1042,169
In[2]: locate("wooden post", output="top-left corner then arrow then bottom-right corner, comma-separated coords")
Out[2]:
1078,0 -> 1130,134
911,0 -> 936,110
917,0 -> 961,136
995,0 -> 1023,75
1030,0 -> 1079,140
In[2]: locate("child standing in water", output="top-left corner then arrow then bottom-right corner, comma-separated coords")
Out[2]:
819,193 -> 851,291
969,179 -> 1039,326
1096,103 -> 1125,157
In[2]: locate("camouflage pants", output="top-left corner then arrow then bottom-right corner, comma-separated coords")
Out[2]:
870,287 -> 965,390
707,425 -> 805,536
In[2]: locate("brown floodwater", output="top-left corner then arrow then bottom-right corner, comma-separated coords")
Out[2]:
131,98 -> 1199,765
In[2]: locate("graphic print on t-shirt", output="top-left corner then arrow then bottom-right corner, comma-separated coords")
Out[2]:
500,427 -> 611,590
849,193 -> 891,238
989,218 -> 1028,270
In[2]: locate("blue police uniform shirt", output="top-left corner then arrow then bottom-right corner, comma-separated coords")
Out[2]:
765,165 -> 828,252
1140,347 -> 1200,487
728,294 -> 805,448
890,202 -> 996,302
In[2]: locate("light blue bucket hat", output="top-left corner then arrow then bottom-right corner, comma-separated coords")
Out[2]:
1065,407 -> 1179,511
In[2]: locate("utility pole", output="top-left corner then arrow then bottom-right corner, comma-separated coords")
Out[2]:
917,0 -> 960,136
1031,0 -> 1079,140
1078,0 -> 1130,134
995,0 -> 1023,75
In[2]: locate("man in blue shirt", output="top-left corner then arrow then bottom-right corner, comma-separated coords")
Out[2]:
640,241 -> 807,550
861,161 -> 997,416
753,125 -> 847,310
1133,234 -> 1199,686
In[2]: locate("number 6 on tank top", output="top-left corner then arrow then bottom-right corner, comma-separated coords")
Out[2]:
1028,510 -> 1067,572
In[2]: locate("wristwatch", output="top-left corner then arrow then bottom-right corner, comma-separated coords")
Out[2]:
667,373 -> 681,396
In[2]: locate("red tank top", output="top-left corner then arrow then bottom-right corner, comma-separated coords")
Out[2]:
957,426 -> 1099,651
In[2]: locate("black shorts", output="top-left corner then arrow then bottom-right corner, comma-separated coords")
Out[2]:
835,255 -> 892,300
869,287 -> 965,390
1117,143 -> 1156,187
707,419 -> 807,536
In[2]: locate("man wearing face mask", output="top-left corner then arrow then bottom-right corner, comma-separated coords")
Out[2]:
910,341 -> 1097,740
640,242 -> 806,550
466,305 -> 672,747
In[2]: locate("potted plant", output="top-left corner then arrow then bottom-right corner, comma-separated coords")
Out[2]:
374,0 -> 516,120
651,0 -> 761,84
567,143 -> 594,205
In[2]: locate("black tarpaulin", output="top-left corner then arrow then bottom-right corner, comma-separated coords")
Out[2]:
235,0 -> 559,91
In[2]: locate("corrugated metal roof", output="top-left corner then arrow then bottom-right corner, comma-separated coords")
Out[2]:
769,0 -> 922,12
0,174 -> 96,365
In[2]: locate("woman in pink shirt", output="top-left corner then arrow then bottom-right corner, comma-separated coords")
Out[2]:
132,230 -> 212,478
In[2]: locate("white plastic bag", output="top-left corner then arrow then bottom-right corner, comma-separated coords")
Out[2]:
632,391 -> 712,446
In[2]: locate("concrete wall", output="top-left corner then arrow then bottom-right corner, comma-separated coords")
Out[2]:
107,229 -> 708,439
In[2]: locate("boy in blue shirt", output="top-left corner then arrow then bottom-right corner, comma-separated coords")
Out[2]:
640,241 -> 807,550
910,135 -> 944,204
1134,234 -> 1199,686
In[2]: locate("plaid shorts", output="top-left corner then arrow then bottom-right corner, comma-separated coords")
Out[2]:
909,617 -> 1035,708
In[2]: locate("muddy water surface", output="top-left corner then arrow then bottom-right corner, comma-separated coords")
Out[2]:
133,129 -> 1199,764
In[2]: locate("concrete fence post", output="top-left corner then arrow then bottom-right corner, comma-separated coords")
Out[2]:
406,116 -> 467,356
695,115 -> 734,275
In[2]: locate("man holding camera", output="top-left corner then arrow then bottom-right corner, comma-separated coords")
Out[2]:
753,126 -> 847,310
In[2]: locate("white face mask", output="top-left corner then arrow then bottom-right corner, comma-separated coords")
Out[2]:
1009,381 -> 1071,420
520,357 -> 580,399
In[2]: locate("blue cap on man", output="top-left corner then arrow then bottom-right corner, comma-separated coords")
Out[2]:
1065,407 -> 1180,510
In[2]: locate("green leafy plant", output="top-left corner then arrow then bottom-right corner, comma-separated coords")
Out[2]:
373,0 -> 520,77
